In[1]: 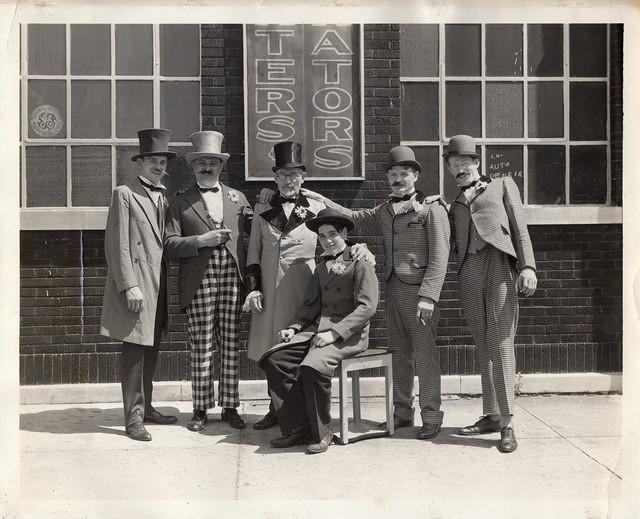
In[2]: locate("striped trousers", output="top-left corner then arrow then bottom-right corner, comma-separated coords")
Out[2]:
387,274 -> 443,425
186,247 -> 241,410
459,245 -> 518,417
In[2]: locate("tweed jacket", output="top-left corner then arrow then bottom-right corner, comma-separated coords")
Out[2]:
261,246 -> 379,376
449,176 -> 536,273
163,183 -> 252,310
325,193 -> 450,303
100,180 -> 168,346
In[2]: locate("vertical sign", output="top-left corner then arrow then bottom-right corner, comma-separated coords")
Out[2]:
245,24 -> 362,179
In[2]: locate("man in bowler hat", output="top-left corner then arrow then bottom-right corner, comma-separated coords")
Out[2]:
100,128 -> 178,441
164,131 -> 252,431
260,208 -> 379,454
298,145 -> 450,440
446,134 -> 537,453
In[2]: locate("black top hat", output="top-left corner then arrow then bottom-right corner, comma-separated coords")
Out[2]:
386,145 -> 422,173
131,128 -> 177,161
442,135 -> 480,159
306,207 -> 355,233
272,141 -> 306,172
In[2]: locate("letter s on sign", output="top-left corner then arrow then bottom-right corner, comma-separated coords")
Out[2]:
314,144 -> 353,170
256,115 -> 296,142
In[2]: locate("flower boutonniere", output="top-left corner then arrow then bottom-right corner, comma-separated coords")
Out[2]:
227,190 -> 239,203
294,206 -> 308,219
326,260 -> 347,275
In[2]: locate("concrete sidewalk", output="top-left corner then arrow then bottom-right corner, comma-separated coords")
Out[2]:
18,394 -> 627,519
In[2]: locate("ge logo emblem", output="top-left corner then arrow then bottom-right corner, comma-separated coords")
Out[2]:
30,105 -> 64,137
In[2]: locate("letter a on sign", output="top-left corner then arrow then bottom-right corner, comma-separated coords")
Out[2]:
311,30 -> 353,56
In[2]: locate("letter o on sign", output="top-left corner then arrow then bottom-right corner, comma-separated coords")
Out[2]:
312,87 -> 352,114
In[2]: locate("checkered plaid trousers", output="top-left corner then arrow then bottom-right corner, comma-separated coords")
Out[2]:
185,246 -> 241,410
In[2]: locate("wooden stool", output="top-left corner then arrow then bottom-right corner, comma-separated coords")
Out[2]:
335,349 -> 394,445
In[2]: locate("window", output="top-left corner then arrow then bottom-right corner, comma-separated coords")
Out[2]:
400,24 -> 619,223
21,24 -> 201,226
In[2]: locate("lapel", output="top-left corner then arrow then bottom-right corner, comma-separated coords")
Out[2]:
320,246 -> 353,288
220,183 -> 237,228
259,192 -> 316,234
130,179 -> 163,244
185,186 -> 215,231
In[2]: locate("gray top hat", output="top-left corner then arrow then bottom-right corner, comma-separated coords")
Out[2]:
131,128 -> 177,161
185,131 -> 230,164
386,145 -> 421,173
443,135 -> 480,159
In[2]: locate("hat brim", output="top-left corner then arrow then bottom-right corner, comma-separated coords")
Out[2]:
386,160 -> 422,173
131,151 -> 177,162
442,151 -> 480,159
186,152 -> 230,164
272,163 -> 306,173
306,215 -> 355,233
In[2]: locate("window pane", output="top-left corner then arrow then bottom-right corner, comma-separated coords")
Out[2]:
486,146 -> 523,200
401,82 -> 439,141
445,24 -> 480,76
115,24 -> 153,76
26,146 -> 66,207
116,81 -> 153,138
28,24 -> 66,75
116,146 -> 139,187
570,145 -> 607,204
413,147 -> 440,195
442,143 -> 482,202
70,24 -> 110,76
486,82 -> 523,138
71,146 -> 111,206
570,82 -> 606,141
160,81 -> 200,142
445,82 -> 481,137
28,80 -> 66,139
570,24 -> 607,77
71,81 -> 111,138
528,82 -> 564,138
486,24 -> 523,77
528,24 -> 563,77
400,24 -> 439,77
160,25 -> 199,77
528,145 -> 565,204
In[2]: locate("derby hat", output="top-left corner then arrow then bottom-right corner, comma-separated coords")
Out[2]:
185,131 -> 230,165
386,145 -> 421,173
272,141 -> 306,172
306,207 -> 355,233
131,128 -> 177,161
443,135 -> 480,159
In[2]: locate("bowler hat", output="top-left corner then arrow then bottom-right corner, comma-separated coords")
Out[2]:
185,131 -> 230,165
272,141 -> 306,172
443,135 -> 480,159
306,207 -> 355,233
131,128 -> 177,161
386,145 -> 421,173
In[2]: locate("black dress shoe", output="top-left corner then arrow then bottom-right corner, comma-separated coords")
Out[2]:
270,428 -> 310,448
306,432 -> 333,454
187,410 -> 208,432
126,422 -> 152,442
378,415 -> 413,430
144,407 -> 178,425
253,410 -> 279,430
221,408 -> 246,429
416,422 -> 441,440
498,426 -> 518,453
458,415 -> 502,436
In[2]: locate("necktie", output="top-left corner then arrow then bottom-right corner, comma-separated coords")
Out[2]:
389,193 -> 414,203
461,176 -> 491,191
198,186 -> 220,193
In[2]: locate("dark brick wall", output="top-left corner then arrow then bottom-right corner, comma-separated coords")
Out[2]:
19,24 -> 623,384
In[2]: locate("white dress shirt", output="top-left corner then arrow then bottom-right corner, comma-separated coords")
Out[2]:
198,183 -> 224,225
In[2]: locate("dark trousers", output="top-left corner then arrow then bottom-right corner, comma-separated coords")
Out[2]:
121,260 -> 167,426
260,343 -> 333,443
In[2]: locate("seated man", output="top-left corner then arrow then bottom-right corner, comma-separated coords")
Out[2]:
259,208 -> 379,454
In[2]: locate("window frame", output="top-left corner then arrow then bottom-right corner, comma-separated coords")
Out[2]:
399,23 -> 620,225
20,23 -> 202,230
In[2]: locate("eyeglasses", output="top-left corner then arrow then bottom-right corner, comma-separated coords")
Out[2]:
275,171 -> 303,181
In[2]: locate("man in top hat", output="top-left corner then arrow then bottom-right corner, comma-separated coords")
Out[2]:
100,128 -> 178,441
259,208 -> 379,453
244,141 -> 373,431
164,130 -> 252,431
446,134 -> 537,453
296,145 -> 450,440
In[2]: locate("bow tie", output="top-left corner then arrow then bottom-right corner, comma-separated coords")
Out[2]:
389,193 -> 414,203
461,176 -> 491,191
323,249 -> 345,261
198,185 -> 220,193
278,195 -> 298,204
139,178 -> 165,192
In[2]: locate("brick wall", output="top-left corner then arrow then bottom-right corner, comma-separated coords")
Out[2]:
19,24 -> 623,384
